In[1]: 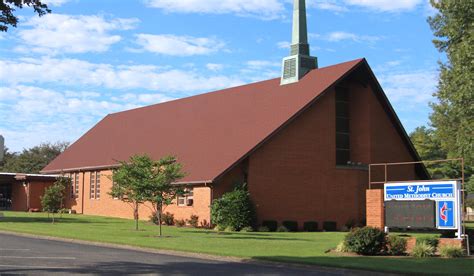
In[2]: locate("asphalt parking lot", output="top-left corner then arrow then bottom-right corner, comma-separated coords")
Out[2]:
0,233 -> 386,275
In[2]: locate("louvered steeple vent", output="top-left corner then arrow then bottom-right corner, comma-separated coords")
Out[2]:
281,0 -> 318,85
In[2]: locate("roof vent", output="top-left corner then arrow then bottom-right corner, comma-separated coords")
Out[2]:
281,0 -> 318,86
0,135 -> 4,162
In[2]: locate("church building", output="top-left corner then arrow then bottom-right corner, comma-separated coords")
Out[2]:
5,0 -> 428,230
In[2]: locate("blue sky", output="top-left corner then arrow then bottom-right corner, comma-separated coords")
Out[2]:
0,0 -> 442,152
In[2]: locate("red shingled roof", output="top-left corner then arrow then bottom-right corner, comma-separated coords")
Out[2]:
42,59 -> 365,181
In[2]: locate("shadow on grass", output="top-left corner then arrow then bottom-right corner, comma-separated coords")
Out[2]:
0,216 -> 92,224
251,255 -> 474,275
0,260 -> 348,276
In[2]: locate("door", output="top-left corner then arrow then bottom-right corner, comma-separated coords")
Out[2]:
0,184 -> 12,210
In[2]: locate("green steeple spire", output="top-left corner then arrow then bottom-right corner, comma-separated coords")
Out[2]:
281,0 -> 318,85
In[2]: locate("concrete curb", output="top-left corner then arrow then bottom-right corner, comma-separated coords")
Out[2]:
0,230 -> 396,275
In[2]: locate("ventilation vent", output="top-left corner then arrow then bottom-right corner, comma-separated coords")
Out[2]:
283,58 -> 297,79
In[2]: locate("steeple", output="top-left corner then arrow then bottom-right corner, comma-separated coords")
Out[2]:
281,0 -> 318,85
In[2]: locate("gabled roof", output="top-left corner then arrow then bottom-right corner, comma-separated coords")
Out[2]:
42,59 -> 424,181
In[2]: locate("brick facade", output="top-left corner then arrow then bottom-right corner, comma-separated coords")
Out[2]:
366,189 -> 385,229
247,81 -> 419,230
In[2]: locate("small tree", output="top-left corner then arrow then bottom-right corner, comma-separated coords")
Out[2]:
143,156 -> 185,237
109,155 -> 151,231
41,176 -> 69,223
211,183 -> 255,231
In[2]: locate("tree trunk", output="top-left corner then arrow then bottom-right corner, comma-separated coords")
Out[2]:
156,202 -> 163,237
52,213 -> 55,224
134,202 -> 139,231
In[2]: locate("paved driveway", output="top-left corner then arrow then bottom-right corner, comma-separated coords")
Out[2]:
0,233 -> 385,275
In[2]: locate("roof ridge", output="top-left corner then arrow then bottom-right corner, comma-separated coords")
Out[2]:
109,58 -> 365,117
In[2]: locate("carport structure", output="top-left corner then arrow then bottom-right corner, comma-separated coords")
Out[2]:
0,173 -> 58,211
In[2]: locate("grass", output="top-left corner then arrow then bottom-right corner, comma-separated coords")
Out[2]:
0,212 -> 473,275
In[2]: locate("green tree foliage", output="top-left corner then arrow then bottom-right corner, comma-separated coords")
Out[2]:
109,155 -> 151,231
410,127 -> 473,194
0,0 -> 51,32
41,176 -> 69,223
142,155 -> 185,237
428,0 -> 474,165
211,184 -> 255,231
0,142 -> 69,174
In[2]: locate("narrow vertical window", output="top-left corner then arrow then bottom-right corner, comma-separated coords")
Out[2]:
336,87 -> 350,165
68,173 -> 74,199
74,173 -> 79,198
90,172 -> 95,199
95,172 -> 101,199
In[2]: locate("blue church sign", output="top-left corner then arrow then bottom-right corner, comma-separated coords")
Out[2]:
384,181 -> 461,232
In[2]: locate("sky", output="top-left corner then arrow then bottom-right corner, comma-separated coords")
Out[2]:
0,0 -> 443,152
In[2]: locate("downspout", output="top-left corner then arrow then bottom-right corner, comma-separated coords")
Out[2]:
81,171 -> 85,214
26,182 -> 30,211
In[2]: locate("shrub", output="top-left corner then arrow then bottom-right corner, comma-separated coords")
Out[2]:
303,221 -> 318,232
335,241 -> 351,253
387,236 -> 407,256
150,213 -> 159,225
225,225 -> 236,232
323,221 -> 337,231
200,219 -> 210,229
282,221 -> 298,232
262,220 -> 278,232
345,219 -> 357,230
161,212 -> 174,226
187,215 -> 199,228
210,188 -> 255,231
214,224 -> 226,231
345,227 -> 386,255
439,244 -> 465,258
175,219 -> 186,227
258,226 -> 270,232
411,242 -> 435,258
240,226 -> 254,232
416,236 -> 439,249
277,225 -> 289,232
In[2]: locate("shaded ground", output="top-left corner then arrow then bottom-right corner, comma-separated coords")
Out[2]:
0,212 -> 472,275
0,233 -> 378,276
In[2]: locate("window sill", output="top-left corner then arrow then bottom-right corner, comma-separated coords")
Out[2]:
336,165 -> 368,171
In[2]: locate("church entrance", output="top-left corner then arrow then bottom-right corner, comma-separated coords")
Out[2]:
0,183 -> 12,210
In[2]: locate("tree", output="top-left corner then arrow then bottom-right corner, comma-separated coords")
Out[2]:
410,127 -> 473,194
143,156 -> 185,237
109,155 -> 151,231
41,176 -> 69,223
428,0 -> 474,165
0,142 -> 69,174
1,0 -> 51,32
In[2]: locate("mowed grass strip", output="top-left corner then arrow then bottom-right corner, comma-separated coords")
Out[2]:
0,212 -> 472,275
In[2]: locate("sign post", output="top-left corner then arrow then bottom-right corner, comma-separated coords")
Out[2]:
384,181 -> 462,239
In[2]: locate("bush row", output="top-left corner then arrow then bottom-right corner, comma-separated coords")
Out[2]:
341,227 -> 465,258
260,220 -> 339,232
150,212 -> 207,228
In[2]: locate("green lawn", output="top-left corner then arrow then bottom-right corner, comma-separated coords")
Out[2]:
0,212 -> 472,275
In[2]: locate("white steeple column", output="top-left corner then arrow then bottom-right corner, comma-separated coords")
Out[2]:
281,0 -> 318,86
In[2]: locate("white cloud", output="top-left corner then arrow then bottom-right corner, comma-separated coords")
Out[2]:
0,57 -> 244,93
277,41 -> 290,49
17,14 -> 139,54
134,34 -> 225,56
42,0 -> 71,6
380,70 -> 437,104
144,0 -> 285,19
206,63 -> 224,71
343,0 -> 423,12
317,31 -> 382,43
307,0 -> 348,12
0,85 -> 174,152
